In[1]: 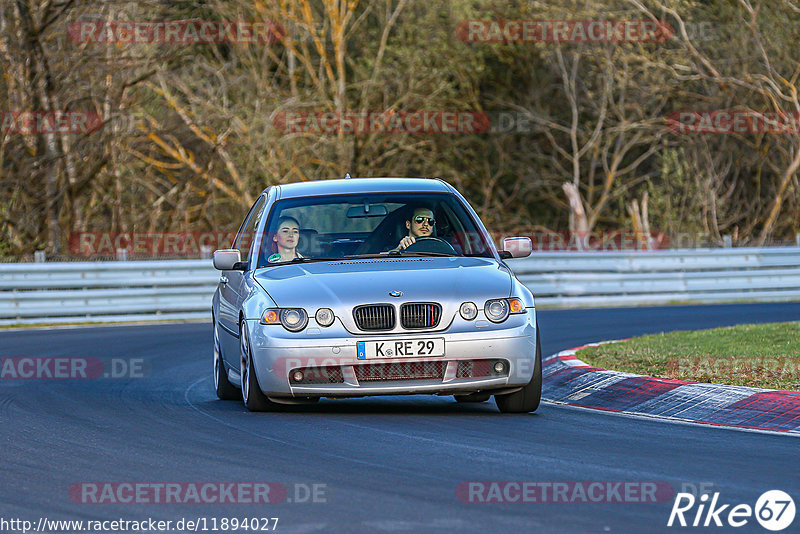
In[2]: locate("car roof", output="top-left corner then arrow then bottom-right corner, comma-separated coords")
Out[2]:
270,177 -> 452,199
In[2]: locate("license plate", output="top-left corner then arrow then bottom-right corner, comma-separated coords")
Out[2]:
357,338 -> 445,359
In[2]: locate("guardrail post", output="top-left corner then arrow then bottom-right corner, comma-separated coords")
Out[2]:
34,250 -> 46,262
723,235 -> 732,248
116,248 -> 128,261
796,233 -> 800,247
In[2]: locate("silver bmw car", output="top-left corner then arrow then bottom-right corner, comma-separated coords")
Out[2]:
211,177 -> 540,413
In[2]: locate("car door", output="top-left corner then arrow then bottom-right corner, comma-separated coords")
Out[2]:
218,195 -> 266,365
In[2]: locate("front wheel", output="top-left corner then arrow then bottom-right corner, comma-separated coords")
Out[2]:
495,327 -> 542,414
240,319 -> 279,412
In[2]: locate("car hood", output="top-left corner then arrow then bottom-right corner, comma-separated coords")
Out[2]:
253,256 -> 512,308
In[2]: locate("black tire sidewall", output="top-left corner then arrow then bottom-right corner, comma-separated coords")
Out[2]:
240,320 -> 276,412
495,324 -> 542,413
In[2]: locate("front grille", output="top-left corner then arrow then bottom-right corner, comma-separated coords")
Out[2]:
355,361 -> 445,382
456,359 -> 508,378
289,365 -> 344,385
353,304 -> 395,331
400,302 -> 442,329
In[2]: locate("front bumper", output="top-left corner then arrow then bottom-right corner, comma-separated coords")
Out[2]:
245,309 -> 538,398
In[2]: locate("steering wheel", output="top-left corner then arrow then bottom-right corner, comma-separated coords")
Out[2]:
405,237 -> 458,255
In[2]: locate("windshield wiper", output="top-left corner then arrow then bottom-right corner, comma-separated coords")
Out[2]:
342,251 -> 456,259
386,250 -> 456,257
289,256 -> 338,263
260,257 -> 338,267
342,253 -> 386,259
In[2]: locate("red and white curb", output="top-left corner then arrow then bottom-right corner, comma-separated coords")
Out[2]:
542,342 -> 800,434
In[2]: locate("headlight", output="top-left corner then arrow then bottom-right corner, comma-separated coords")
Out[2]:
281,308 -> 308,331
315,308 -> 335,327
484,298 -> 525,323
484,299 -> 509,323
261,308 -> 308,332
459,302 -> 478,320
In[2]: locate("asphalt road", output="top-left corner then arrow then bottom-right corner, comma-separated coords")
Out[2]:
1,302 -> 799,534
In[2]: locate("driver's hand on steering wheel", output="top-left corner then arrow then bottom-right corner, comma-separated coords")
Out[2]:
397,236 -> 416,250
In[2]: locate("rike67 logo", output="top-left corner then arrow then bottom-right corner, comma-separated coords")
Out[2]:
668,490 -> 795,531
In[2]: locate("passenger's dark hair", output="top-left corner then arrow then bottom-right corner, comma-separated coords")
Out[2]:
276,216 -> 300,228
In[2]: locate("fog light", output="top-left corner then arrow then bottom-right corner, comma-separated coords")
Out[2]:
292,370 -> 304,382
493,361 -> 505,373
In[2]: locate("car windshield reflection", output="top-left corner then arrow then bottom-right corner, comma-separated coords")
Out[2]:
255,192 -> 493,268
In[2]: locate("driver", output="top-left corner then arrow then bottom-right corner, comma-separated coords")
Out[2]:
394,206 -> 435,251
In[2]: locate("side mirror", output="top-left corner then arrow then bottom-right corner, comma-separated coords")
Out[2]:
501,237 -> 532,259
213,249 -> 244,270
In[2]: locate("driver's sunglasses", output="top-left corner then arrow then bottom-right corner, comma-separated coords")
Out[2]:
414,216 -> 435,225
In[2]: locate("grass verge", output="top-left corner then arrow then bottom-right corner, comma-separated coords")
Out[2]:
577,321 -> 800,390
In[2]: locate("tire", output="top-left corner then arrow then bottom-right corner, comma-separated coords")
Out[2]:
454,392 -> 491,403
495,327 -> 542,414
239,319 -> 279,412
214,320 -> 241,400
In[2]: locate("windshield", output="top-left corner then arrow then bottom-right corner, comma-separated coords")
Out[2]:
255,192 -> 494,267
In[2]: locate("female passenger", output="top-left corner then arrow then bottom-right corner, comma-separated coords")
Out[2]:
268,216 -> 303,263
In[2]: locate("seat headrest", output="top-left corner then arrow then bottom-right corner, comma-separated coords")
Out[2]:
297,229 -> 321,256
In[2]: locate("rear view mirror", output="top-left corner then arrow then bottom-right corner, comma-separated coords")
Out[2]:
501,237 -> 532,259
347,203 -> 388,218
213,249 -> 243,270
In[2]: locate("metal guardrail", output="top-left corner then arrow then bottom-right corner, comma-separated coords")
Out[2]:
510,247 -> 800,307
0,260 -> 217,325
1,247 -> 799,325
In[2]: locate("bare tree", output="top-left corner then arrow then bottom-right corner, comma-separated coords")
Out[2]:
629,0 -> 800,245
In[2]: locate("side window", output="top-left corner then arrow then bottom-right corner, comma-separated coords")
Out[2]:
234,196 -> 266,266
